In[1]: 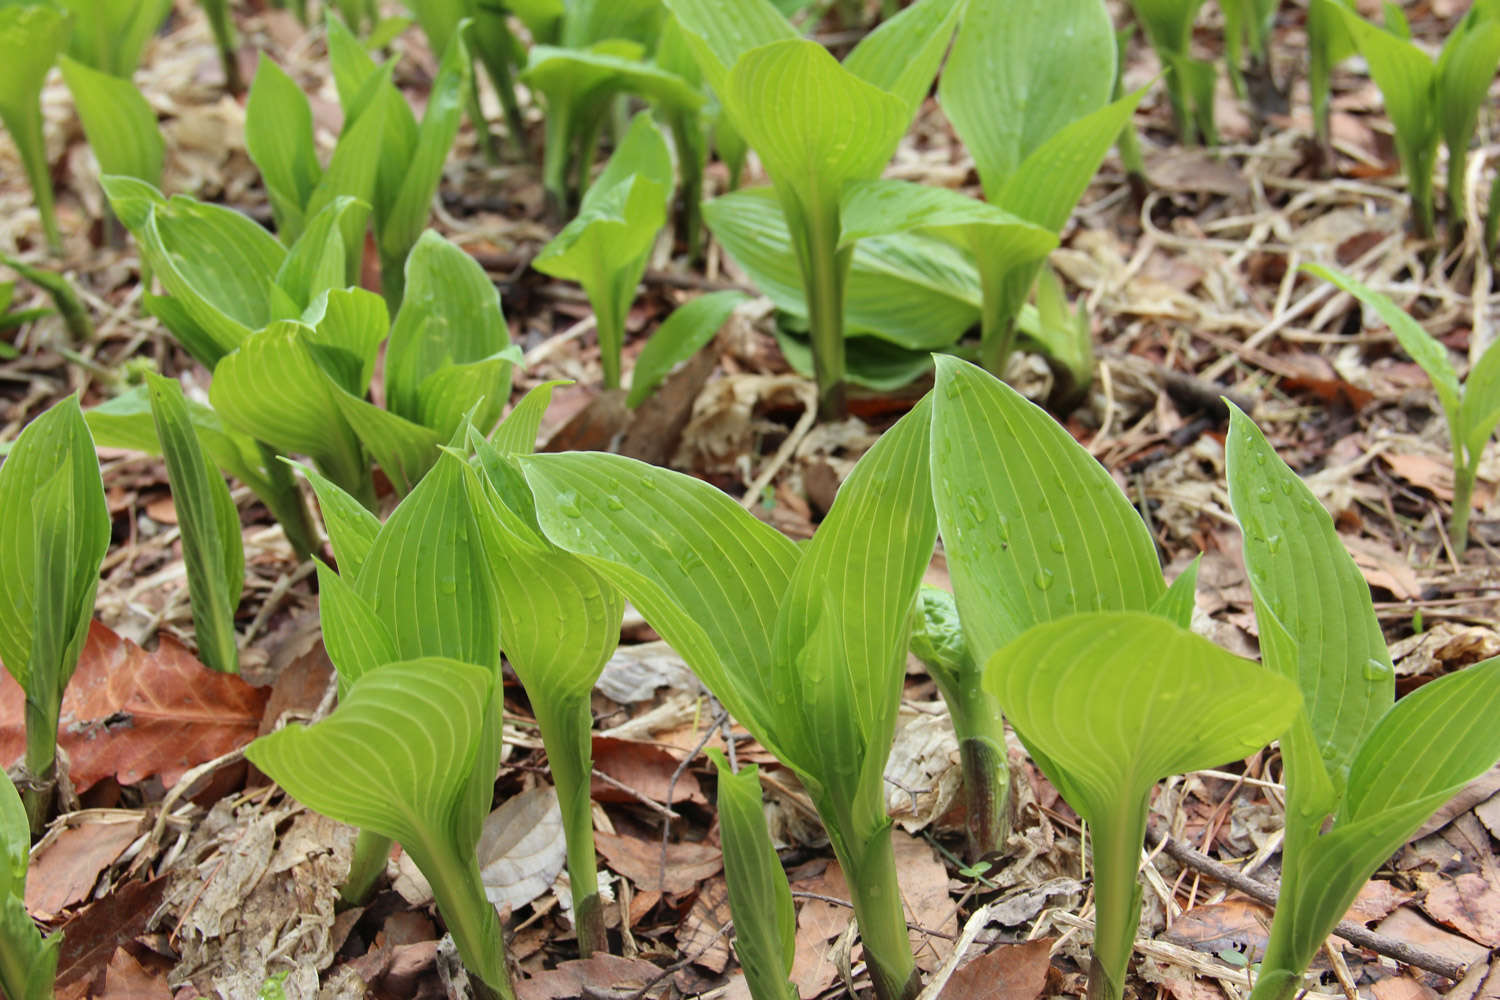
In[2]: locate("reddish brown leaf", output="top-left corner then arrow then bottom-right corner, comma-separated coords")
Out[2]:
1371,976 -> 1441,1000
938,938 -> 1054,1000
1164,899 -> 1273,959
590,736 -> 705,807
517,955 -> 666,1000
25,814 -> 143,918
595,829 -> 722,895
1345,880 -> 1416,925
54,877 -> 168,1000
0,621 -> 269,791
679,877 -> 732,973
1422,873 -> 1500,947
98,947 -> 172,1000
893,830 -> 957,971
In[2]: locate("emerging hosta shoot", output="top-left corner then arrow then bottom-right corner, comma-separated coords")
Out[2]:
1,254 -> 94,343
198,0 -> 244,93
245,659 -> 515,1000
0,5 -> 70,252
626,290 -> 747,409
988,613 -> 1299,1000
1225,405 -> 1500,1000
520,398 -> 938,1000
1334,0 -> 1500,236
670,0 -> 961,416
0,397 -> 110,831
1307,264 -> 1500,554
533,114 -> 673,391
1,774 -> 60,1000
708,751 -> 797,1000
926,357 -> 1204,857
57,0 -> 172,76
462,383 -> 624,954
1124,0 -> 1218,143
146,374 -> 244,675
61,57 -> 165,198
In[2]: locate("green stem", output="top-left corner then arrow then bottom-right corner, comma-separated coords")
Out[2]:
540,101 -> 574,221
836,823 -> 921,1000
1451,463 -> 1475,558
1086,806 -> 1148,1000
534,696 -> 606,957
1446,145 -> 1467,237
926,665 -> 1009,861
21,691 -> 60,834
341,829 -> 392,906
201,0 -> 244,97
379,246 -> 407,311
466,68 -> 499,165
415,837 -> 517,1000
1249,818 -> 1318,1000
471,13 -> 532,161
794,200 -> 849,419
1409,160 -> 1436,240
3,103 -> 62,254
976,260 -> 1040,380
255,442 -> 321,562
670,113 -> 706,265
591,277 -> 626,392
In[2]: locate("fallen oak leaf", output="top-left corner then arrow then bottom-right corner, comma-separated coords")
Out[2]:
0,621 -> 268,791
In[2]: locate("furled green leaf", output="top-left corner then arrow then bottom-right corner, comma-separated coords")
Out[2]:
1,773 -> 25,898
147,374 -> 244,675
386,231 -> 513,431
244,658 -> 508,990
313,561 -> 398,694
60,57 -> 163,189
930,356 -> 1166,666
292,460 -> 379,576
246,56 -> 323,242
628,291 -> 747,408
523,44 -> 705,112
275,198 -> 370,312
709,752 -> 797,1000
58,0 -> 172,76
939,0 -> 1115,198
1225,403 -> 1390,808
660,0 -> 795,98
1,774 -> 60,1000
488,380 -> 564,457
1150,555 -> 1200,629
841,0 -> 961,118
1435,5 -> 1500,165
325,392 -> 442,497
0,397 -> 109,698
0,4 -> 70,251
1459,340 -> 1500,466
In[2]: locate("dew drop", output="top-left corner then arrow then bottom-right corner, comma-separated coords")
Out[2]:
558,491 -> 582,517
1266,534 -> 1282,554
1254,450 -> 1266,466
1049,533 -> 1066,554
943,377 -> 963,399
1257,487 -> 1273,504
640,475 -> 658,491
1033,568 -> 1055,591
605,494 -> 625,511
439,575 -> 457,595
1362,658 -> 1392,682
963,493 -> 988,524
1279,479 -> 1294,497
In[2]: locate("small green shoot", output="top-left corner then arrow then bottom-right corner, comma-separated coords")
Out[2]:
1125,0 -> 1218,143
533,113 -> 673,391
1225,404 -> 1500,1000
520,397 -> 938,1000
57,0 -> 172,76
1,774 -> 60,999
626,290 -> 747,408
245,659 -> 516,999
1305,263 -> 1500,554
146,373 -> 244,675
0,4 -> 70,252
198,0 -> 244,94
0,397 -> 110,832
60,56 -> 165,196
1,254 -> 94,343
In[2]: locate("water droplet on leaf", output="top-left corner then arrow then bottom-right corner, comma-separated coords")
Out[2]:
1033,568 -> 1055,591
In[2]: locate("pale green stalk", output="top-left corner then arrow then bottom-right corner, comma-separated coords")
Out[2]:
531,695 -> 605,956
790,200 -> 850,418
341,830 -> 392,906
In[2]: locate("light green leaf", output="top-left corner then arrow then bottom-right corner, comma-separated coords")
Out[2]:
313,561 -> 398,694
522,44 -> 705,113
147,374 -> 244,675
1150,555 -> 1200,629
0,396 -> 109,699
302,287 -> 388,397
838,179 -> 1056,254
1225,403 -> 1391,807
930,356 -> 1166,666
276,198 -> 369,312
386,230 -> 512,427
326,391 -> 442,497
292,460 -> 379,576
244,657 -> 507,990
1460,339 -> 1500,465
709,752 -> 797,1000
518,451 -> 800,758
1435,8 -> 1500,210
0,5 -> 69,250
1,773 -> 25,897
939,0 -> 1115,197
57,0 -> 172,76
488,380 -> 566,457
60,57 -> 163,188
772,328 -> 938,391
660,0 -> 796,98
842,0 -> 960,118
1302,264 -> 1460,439
246,56 -> 323,242
628,291 -> 747,408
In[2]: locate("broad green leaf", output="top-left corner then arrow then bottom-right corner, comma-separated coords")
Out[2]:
704,188 -> 985,350
0,783 -> 60,1000
60,57 -> 164,188
304,92 -> 384,269
147,374 -> 244,675
58,0 -> 172,76
415,351 -> 521,445
0,5 -> 69,250
487,380 -> 565,457
1129,0 -> 1209,55
1435,8 -> 1500,211
0,397 -> 109,699
1460,340 -> 1500,466
939,0 -> 1115,197
326,391 -> 443,496
842,0 -> 961,118
708,752 -> 797,1000
1029,261 -> 1093,398
276,198 -> 369,312
1303,264 -> 1460,438
838,179 -> 1057,256
772,328 -> 938,391
386,231 -> 512,426
87,387 -> 269,498
1,774 -> 24,897
353,452 -> 500,669
246,56 -> 323,242
302,287 -> 388,397
313,561 -> 398,694
103,178 -> 288,366
293,461 -> 379,576
210,321 -> 368,497
327,12 -> 383,110
522,44 -> 705,114
930,356 -> 1166,666
244,658 -> 507,990
628,291 -> 747,408
1225,403 -> 1391,806
518,452 -> 801,758
660,0 -> 795,98
1149,555 -> 1200,629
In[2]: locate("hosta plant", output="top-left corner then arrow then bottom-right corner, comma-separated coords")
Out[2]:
519,398 -> 938,1000
1306,0 -> 1357,149
1125,0 -> 1218,143
669,0 -> 961,417
60,56 -> 164,196
988,613 -> 1299,1000
1334,0 -> 1500,237
1225,404 -> 1500,1000
57,0 -> 171,76
198,0 -> 243,94
924,357 -> 1202,858
246,658 -> 516,1000
0,397 -> 109,831
146,373 -> 244,675
2,773 -> 60,999
1307,263 -> 1500,555
0,4 -> 70,252
1,253 -> 93,343
533,113 -> 673,391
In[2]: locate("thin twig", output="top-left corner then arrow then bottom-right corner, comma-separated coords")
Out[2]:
1144,827 -> 1469,981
